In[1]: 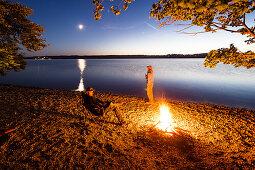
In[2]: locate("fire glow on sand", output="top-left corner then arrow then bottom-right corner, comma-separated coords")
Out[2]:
156,103 -> 177,135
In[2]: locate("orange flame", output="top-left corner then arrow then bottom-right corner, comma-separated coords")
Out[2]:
156,103 -> 177,135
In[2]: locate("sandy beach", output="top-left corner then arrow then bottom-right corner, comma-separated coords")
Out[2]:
0,84 -> 255,169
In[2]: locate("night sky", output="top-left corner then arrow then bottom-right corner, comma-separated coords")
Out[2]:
12,0 -> 255,56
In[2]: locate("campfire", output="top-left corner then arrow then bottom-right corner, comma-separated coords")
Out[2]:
155,103 -> 177,135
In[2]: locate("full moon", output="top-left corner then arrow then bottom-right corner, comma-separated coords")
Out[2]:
78,24 -> 84,30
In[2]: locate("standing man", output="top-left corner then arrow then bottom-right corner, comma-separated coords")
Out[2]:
145,66 -> 154,102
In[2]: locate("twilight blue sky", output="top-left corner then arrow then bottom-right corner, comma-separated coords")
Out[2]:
13,0 -> 255,56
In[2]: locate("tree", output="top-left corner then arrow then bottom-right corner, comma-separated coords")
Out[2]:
92,0 -> 135,20
93,0 -> 255,68
0,0 -> 48,76
204,44 -> 255,68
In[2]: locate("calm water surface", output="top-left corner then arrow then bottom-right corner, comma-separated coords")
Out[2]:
1,59 -> 255,110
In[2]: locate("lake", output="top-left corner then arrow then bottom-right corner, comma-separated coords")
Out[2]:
1,59 -> 255,110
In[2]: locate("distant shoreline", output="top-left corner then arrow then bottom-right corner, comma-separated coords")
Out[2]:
27,53 -> 207,59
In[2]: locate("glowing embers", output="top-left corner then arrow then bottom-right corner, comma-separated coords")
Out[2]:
155,103 -> 177,135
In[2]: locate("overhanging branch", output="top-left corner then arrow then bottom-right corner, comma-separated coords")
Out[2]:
242,14 -> 255,38
211,23 -> 243,34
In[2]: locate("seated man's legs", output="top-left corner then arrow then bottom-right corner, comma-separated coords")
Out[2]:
103,103 -> 125,124
112,105 -> 125,124
102,102 -> 113,115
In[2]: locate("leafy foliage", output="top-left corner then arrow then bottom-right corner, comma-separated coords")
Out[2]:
94,0 -> 255,68
150,0 -> 255,44
150,0 -> 255,68
0,46 -> 27,76
0,0 -> 48,76
204,44 -> 255,69
93,0 -> 134,20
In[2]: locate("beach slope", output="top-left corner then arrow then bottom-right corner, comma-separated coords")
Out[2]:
0,84 -> 254,169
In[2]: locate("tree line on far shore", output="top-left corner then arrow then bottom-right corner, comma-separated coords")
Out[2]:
30,53 -> 207,60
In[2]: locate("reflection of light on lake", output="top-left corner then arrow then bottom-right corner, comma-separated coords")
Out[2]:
2,59 -> 255,109
78,59 -> 86,75
77,77 -> 85,91
76,59 -> 86,91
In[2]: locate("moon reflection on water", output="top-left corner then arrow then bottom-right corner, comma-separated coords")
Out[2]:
76,59 -> 86,91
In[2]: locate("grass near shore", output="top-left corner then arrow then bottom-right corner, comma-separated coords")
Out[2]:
0,84 -> 255,169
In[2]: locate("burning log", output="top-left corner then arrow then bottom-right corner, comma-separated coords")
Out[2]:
144,103 -> 189,136
153,103 -> 188,136
155,104 -> 177,135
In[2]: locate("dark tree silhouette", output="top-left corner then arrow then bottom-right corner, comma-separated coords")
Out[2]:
0,0 -> 48,75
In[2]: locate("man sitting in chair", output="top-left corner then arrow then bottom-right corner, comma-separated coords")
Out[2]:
82,87 -> 125,125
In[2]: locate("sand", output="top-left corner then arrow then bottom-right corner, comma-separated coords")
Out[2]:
0,84 -> 255,169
